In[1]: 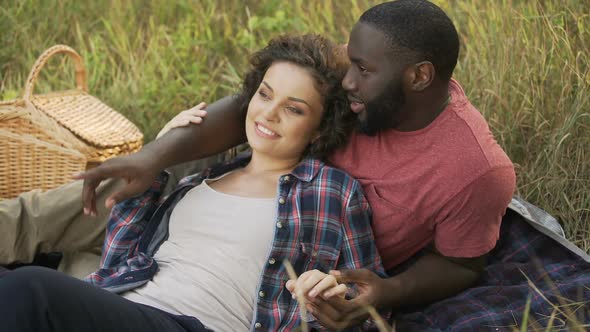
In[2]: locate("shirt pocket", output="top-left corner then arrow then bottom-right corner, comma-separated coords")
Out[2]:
364,183 -> 416,238
299,242 -> 341,273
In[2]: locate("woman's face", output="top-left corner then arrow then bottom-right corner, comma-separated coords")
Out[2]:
246,61 -> 324,161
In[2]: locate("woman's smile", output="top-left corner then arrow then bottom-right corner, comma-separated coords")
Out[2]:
254,122 -> 280,138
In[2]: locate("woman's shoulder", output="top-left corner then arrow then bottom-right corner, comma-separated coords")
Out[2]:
309,159 -> 370,211
307,158 -> 363,191
276,158 -> 371,218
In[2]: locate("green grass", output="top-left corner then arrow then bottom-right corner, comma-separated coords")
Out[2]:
1,0 -> 588,256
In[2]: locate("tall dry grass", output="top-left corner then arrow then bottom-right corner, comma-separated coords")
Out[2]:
444,0 -> 590,253
1,0 -> 588,254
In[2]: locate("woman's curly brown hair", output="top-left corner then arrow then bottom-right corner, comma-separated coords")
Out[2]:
236,34 -> 355,161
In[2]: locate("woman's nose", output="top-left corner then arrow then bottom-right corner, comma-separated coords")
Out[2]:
262,103 -> 280,121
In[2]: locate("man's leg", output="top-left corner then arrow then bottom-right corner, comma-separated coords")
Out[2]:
0,179 -> 122,266
0,267 -> 210,332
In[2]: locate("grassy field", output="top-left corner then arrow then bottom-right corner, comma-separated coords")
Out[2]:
1,0 -> 589,255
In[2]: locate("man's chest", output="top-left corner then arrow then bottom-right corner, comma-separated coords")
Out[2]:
329,131 -> 488,268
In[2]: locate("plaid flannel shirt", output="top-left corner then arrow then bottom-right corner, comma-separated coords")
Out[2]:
85,155 -> 385,331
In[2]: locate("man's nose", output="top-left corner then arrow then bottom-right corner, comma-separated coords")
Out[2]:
342,68 -> 356,92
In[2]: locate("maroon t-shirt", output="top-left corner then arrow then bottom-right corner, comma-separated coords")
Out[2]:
331,79 -> 516,270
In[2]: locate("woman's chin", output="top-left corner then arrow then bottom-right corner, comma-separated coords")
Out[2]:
249,146 -> 302,162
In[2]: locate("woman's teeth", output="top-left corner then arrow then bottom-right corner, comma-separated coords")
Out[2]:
257,123 -> 277,136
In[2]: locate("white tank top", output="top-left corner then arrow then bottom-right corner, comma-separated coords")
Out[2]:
123,175 -> 277,332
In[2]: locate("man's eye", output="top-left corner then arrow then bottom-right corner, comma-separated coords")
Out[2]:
359,65 -> 368,73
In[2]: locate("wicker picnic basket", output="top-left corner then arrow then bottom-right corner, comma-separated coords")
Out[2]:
0,45 -> 143,199
0,129 -> 87,199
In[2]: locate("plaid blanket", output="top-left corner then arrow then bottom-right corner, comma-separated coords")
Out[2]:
393,209 -> 590,331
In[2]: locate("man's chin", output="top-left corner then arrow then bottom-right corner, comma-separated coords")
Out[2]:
356,120 -> 380,136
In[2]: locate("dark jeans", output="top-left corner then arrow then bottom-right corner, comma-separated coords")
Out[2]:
0,266 -> 212,332
0,265 -> 8,277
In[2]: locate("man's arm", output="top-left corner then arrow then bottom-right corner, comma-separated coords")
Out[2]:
308,167 -> 515,329
76,95 -> 246,215
145,95 -> 246,170
376,251 -> 485,309
307,252 -> 485,330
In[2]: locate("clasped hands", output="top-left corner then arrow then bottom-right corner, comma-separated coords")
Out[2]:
285,268 -> 389,330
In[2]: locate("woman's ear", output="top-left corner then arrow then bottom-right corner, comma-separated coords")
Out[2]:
307,130 -> 322,156
311,130 -> 322,144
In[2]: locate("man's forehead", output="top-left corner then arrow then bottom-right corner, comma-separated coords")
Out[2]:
348,22 -> 392,62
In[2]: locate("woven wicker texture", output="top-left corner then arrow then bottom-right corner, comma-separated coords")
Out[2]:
0,129 -> 86,200
0,101 -> 89,154
0,44 -> 143,198
30,91 -> 142,147
23,45 -> 143,163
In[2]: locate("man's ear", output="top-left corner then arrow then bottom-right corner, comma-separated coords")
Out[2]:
407,61 -> 435,92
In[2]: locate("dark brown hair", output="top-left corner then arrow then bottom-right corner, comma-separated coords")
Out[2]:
237,34 -> 355,161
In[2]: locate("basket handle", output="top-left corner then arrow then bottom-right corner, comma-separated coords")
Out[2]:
23,45 -> 88,102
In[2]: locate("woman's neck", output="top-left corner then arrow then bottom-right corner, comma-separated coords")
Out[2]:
243,151 -> 301,177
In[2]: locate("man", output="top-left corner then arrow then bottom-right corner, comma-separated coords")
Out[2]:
78,1 -> 515,329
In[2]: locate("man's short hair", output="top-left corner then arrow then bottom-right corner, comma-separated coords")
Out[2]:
360,0 -> 460,81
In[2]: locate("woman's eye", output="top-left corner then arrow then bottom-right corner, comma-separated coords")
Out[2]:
286,106 -> 303,115
258,90 -> 270,99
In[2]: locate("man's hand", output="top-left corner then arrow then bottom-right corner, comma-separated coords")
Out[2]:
301,269 -> 392,329
74,103 -> 211,216
304,296 -> 369,330
308,252 -> 486,329
73,152 -> 161,216
72,96 -> 248,217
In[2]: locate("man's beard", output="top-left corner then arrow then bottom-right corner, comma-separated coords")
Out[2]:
357,81 -> 405,136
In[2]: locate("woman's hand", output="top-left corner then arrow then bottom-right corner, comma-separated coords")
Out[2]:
156,102 -> 208,139
286,269 -> 348,301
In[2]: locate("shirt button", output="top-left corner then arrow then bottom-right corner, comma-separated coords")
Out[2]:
259,291 -> 265,298
255,322 -> 262,329
283,175 -> 290,182
311,250 -> 318,258
268,258 -> 276,265
278,197 -> 286,204
276,221 -> 283,229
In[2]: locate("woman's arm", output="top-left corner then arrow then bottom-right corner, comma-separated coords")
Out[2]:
287,180 -> 385,330
336,181 -> 384,274
287,180 -> 382,297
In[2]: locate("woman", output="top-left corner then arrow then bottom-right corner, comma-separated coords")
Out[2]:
0,34 -> 383,331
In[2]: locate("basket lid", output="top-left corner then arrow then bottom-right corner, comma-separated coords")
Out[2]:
22,45 -> 143,148
31,90 -> 143,148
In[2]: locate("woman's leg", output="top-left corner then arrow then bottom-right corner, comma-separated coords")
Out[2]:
0,267 -> 211,332
0,265 -> 8,277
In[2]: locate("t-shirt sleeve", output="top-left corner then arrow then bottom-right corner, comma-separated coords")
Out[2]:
434,166 -> 516,257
